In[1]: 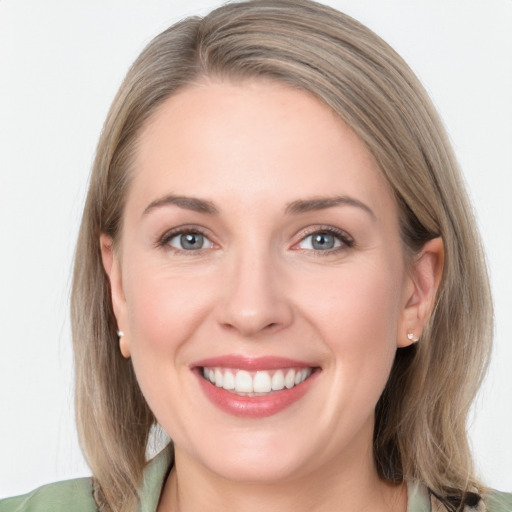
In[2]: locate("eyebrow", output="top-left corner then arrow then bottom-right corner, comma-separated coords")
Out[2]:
284,196 -> 376,220
142,193 -> 375,220
142,194 -> 219,216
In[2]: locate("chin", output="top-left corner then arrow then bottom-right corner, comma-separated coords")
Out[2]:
205,454 -> 306,484
184,429 -> 312,484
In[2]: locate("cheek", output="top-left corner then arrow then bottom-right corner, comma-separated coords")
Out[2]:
302,261 -> 403,342
298,260 -> 403,390
121,261 -> 214,425
125,266 -> 211,356
296,264 -> 404,448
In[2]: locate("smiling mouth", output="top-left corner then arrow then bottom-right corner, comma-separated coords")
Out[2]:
194,357 -> 321,417
201,367 -> 314,396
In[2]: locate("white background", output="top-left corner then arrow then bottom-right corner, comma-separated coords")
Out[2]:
0,0 -> 511,498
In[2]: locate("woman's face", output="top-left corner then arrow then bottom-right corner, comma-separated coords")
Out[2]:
103,80 -> 425,483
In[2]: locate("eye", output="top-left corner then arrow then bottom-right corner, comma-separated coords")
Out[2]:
167,231 -> 213,251
295,228 -> 353,252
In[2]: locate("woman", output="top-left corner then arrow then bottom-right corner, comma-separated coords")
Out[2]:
1,1 -> 510,511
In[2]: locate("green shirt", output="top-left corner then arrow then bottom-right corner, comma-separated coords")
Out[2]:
1,446 -> 511,511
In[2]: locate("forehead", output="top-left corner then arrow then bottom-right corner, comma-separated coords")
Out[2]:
128,79 -> 396,219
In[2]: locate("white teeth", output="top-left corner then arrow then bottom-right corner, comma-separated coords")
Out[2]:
295,368 -> 310,385
271,370 -> 285,391
222,370 -> 235,390
284,369 -> 295,389
253,371 -> 272,393
235,370 -> 253,393
202,367 -> 313,394
214,368 -> 223,388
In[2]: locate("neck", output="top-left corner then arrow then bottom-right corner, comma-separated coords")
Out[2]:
158,435 -> 407,512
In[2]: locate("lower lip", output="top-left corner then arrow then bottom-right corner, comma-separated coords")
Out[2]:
195,370 -> 319,418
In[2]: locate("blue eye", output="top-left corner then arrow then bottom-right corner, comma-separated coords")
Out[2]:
168,232 -> 213,251
297,230 -> 351,251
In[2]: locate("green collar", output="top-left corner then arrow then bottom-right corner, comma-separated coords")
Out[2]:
139,444 -> 174,512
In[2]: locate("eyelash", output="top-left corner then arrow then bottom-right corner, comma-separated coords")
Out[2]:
293,226 -> 354,256
157,226 -> 214,255
156,225 -> 354,255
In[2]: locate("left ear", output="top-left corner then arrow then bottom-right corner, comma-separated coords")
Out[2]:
398,237 -> 444,347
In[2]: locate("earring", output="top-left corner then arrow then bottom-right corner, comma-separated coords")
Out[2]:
407,332 -> 419,342
116,330 -> 130,358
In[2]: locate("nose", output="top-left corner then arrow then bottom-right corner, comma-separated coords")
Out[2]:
215,248 -> 294,338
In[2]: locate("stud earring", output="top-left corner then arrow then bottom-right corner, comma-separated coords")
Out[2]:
117,330 -> 130,358
407,332 -> 419,342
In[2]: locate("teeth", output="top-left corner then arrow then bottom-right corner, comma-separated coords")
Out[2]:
202,367 -> 313,394
235,370 -> 253,392
285,369 -> 295,389
223,370 -> 235,390
253,371 -> 272,393
214,368 -> 223,388
271,370 -> 285,391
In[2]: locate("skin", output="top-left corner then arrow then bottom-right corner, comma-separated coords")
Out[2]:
101,79 -> 443,512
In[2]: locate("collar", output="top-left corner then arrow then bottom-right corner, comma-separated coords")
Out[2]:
139,444 -> 174,512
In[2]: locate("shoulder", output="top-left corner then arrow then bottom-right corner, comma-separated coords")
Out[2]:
484,489 -> 512,512
408,481 -> 512,512
0,478 -> 96,512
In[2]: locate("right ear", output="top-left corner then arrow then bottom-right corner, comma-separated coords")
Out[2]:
100,234 -> 130,358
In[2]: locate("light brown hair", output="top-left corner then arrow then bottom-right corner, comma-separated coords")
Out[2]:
71,1 -> 493,510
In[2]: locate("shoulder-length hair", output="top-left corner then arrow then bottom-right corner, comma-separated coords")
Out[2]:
71,1 -> 492,510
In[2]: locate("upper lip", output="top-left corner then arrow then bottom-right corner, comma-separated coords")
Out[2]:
191,355 -> 317,371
